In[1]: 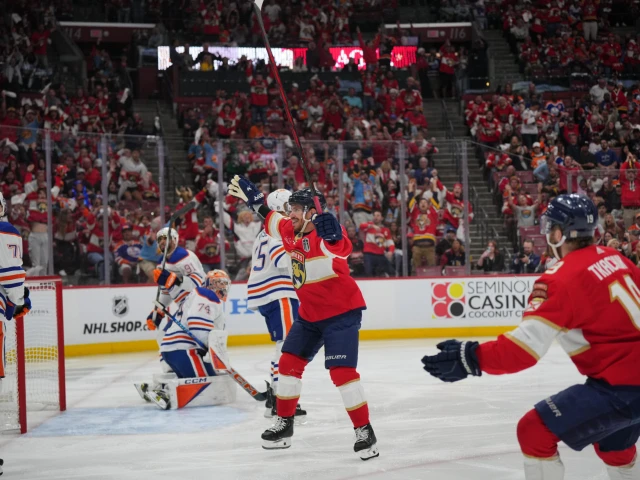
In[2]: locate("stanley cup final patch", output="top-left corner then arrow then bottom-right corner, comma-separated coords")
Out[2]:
302,238 -> 310,252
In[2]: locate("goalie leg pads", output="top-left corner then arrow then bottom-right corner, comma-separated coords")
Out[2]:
161,349 -> 215,378
160,375 -> 237,409
208,329 -> 230,374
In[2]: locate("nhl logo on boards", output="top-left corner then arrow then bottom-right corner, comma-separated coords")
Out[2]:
112,296 -> 129,317
302,238 -> 310,252
432,282 -> 465,319
290,250 -> 306,290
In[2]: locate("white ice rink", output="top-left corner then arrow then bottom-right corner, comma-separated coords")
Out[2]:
0,339 -> 623,480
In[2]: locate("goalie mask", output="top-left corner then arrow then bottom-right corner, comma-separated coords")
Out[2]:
157,227 -> 179,255
205,269 -> 231,301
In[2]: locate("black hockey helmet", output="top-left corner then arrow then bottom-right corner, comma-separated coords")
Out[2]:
288,187 -> 327,211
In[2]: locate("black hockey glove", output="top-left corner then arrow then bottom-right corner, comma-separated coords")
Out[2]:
421,340 -> 481,383
312,213 -> 343,242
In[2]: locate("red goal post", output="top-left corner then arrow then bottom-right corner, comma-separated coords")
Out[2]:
0,276 -> 66,434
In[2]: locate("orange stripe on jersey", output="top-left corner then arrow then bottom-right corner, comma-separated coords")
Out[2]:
189,349 -> 206,376
189,274 -> 203,285
0,273 -> 26,281
164,335 -> 195,343
187,321 -> 214,329
0,232 -> 22,239
248,280 -> 292,295
281,299 -> 292,334
270,247 -> 285,260
175,291 -> 190,303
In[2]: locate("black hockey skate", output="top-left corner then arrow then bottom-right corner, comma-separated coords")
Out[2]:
0,457 -> 4,476
261,416 -> 294,449
354,424 -> 379,461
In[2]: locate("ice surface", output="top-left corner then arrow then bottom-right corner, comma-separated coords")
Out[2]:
0,339 -> 618,479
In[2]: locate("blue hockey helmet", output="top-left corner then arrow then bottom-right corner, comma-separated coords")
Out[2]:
542,194 -> 597,258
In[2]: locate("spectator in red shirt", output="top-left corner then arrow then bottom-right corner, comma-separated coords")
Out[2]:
356,26 -> 380,71
360,211 -> 395,277
620,156 -> 640,227
194,216 -> 230,272
31,24 -> 51,69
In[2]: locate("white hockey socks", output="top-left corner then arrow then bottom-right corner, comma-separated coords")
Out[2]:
524,455 -> 565,480
277,375 -> 302,403
606,461 -> 640,480
271,340 -> 284,395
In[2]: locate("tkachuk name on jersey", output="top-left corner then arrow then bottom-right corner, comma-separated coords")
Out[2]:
588,254 -> 629,281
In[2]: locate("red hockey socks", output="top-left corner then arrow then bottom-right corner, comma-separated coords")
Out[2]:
330,367 -> 369,428
517,409 -> 560,459
595,443 -> 637,467
276,353 -> 308,417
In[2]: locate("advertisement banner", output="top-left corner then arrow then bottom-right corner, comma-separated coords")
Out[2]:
63,275 -> 539,353
156,45 -> 415,71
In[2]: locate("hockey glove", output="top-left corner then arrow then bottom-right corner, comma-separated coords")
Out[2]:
154,268 -> 179,289
146,308 -> 165,330
14,289 -> 31,320
312,213 -> 343,242
227,175 -> 264,210
4,301 -> 15,321
421,340 -> 481,383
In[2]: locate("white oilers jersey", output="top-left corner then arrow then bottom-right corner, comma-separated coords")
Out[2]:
247,229 -> 297,310
158,246 -> 205,307
160,287 -> 225,352
0,221 -> 26,308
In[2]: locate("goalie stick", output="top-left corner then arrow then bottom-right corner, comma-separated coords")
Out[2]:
153,301 -> 268,402
252,0 -> 323,213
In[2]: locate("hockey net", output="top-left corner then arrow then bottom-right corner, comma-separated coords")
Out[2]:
0,276 -> 65,433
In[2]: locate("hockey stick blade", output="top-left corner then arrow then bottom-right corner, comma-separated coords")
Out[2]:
154,302 -> 267,402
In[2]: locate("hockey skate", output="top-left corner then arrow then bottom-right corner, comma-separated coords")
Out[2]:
134,383 -> 152,402
261,416 -> 294,449
149,388 -> 171,410
0,457 -> 4,476
354,424 -> 379,461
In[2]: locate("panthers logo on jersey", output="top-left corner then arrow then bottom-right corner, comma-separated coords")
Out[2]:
290,250 -> 306,290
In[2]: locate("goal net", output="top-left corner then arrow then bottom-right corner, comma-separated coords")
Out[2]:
0,277 -> 65,433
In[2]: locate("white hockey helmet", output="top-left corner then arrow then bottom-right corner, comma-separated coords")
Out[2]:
205,269 -> 231,301
157,227 -> 179,254
267,189 -> 292,214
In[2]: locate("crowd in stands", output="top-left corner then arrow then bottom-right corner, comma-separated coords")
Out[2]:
469,77 -> 640,272
1,1 -> 59,93
502,0 -> 640,79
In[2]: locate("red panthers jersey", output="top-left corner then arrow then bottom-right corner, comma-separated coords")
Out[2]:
264,211 -> 366,322
477,246 -> 640,386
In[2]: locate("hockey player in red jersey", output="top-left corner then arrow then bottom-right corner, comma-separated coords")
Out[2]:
228,175 -> 379,461
422,193 -> 640,480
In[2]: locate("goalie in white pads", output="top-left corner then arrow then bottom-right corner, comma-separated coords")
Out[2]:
247,189 -> 305,420
138,269 -> 237,410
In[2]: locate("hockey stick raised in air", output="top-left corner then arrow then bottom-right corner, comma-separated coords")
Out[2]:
252,0 -> 323,213
153,301 -> 268,402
